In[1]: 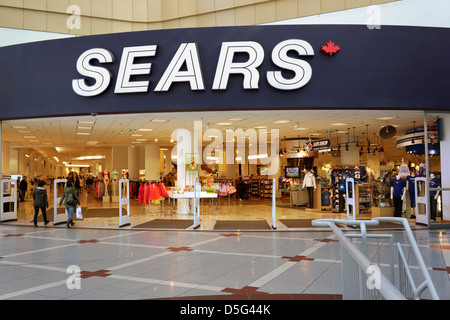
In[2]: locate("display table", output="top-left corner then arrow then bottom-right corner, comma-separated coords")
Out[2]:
167,191 -> 218,213
372,206 -> 394,217
290,189 -> 308,207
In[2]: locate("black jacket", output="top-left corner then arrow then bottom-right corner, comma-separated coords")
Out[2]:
33,187 -> 48,208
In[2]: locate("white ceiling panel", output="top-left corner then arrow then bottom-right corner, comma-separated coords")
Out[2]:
1,109 -> 436,165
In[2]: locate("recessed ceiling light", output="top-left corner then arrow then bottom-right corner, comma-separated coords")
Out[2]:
274,120 -> 290,124
151,119 -> 169,123
294,127 -> 309,131
136,139 -> 148,141
330,123 -> 348,126
76,132 -> 90,135
254,126 -> 268,129
86,141 -> 98,145
131,134 -> 143,137
227,118 -> 244,121
11,125 -> 28,129
376,117 -> 394,120
216,122 -> 232,125
77,126 -> 93,130
138,128 -> 153,131
24,136 -> 36,138
78,121 -> 95,124
17,130 -> 32,133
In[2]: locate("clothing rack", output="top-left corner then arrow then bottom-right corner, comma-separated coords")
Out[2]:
138,180 -> 170,215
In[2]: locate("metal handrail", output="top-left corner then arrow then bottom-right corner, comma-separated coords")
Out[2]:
312,217 -> 440,300
373,217 -> 440,300
312,219 -> 405,300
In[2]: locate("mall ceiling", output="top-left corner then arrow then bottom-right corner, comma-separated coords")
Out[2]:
2,109 -> 431,165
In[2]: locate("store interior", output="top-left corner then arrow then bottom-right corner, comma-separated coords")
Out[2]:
1,109 -> 443,229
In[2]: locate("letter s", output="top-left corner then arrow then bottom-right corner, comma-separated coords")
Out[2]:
72,48 -> 114,97
267,39 -> 314,90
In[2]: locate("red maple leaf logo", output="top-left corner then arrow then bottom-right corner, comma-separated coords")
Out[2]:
321,41 -> 340,56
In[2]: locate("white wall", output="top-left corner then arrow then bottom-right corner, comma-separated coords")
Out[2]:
268,0 -> 450,28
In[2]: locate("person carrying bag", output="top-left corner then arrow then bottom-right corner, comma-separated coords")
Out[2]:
58,181 -> 80,228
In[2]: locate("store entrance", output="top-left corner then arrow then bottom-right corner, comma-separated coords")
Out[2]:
1,109 -> 442,230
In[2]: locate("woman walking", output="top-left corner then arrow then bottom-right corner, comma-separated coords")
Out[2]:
58,181 -> 80,228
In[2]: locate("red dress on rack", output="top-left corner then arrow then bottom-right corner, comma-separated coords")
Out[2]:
149,183 -> 162,203
144,182 -> 150,204
138,183 -> 145,203
159,182 -> 169,198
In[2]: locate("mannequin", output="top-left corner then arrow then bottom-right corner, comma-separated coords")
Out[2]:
103,172 -> 110,196
406,170 -> 417,219
429,173 -> 440,222
391,174 -> 406,217
112,170 -> 119,197
303,170 -> 316,208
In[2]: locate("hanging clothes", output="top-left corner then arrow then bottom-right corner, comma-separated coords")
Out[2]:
144,182 -> 150,204
159,182 -> 169,198
138,183 -> 145,203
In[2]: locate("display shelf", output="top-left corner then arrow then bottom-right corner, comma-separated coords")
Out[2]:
356,183 -> 373,215
250,179 -> 260,198
259,179 -> 273,198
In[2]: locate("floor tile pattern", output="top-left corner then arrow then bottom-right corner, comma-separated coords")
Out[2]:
0,224 -> 449,300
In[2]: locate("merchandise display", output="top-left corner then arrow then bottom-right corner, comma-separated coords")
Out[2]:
391,175 -> 406,217
429,173 -> 441,221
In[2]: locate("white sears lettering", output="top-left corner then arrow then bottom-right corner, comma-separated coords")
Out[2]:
72,40 -> 314,97
114,45 -> 157,93
212,41 -> 264,90
72,48 -> 114,97
267,39 -> 314,90
155,43 -> 205,92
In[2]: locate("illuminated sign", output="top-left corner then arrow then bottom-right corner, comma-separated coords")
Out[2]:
72,39 -> 314,97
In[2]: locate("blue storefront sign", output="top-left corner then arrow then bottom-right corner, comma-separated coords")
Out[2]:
0,25 -> 449,120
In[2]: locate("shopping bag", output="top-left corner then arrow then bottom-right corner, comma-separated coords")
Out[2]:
76,207 -> 83,220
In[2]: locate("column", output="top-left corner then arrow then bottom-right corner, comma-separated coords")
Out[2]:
145,144 -> 160,181
175,129 -> 196,214
1,140 -> 10,176
128,146 -> 139,180
439,114 -> 450,222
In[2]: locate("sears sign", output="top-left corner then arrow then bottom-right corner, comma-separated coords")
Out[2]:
72,39 -> 314,97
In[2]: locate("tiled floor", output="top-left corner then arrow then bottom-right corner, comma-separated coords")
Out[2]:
0,187 -> 449,300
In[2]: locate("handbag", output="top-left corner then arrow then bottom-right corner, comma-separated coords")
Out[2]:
76,207 -> 83,220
